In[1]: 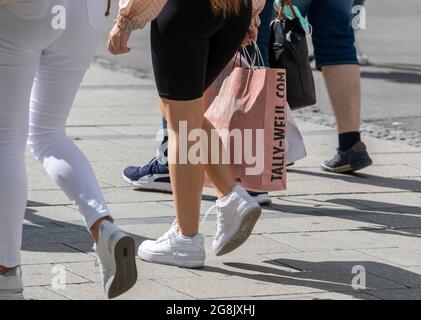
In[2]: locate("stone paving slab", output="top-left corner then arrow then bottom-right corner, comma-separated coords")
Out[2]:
60,259 -> 198,284
28,190 -> 84,207
357,248 -> 421,268
22,227 -> 91,247
328,192 -> 421,209
155,269 -> 401,300
355,229 -> 421,250
156,276 -> 309,300
215,291 -> 380,300
370,153 -> 421,169
264,230 -> 395,252
95,124 -> 164,136
284,178 -> 420,196
253,215 -> 382,234
21,243 -> 94,266
206,235 -> 301,256
364,288 -> 421,300
25,206 -> 81,224
105,202 -> 176,219
22,264 -> 90,287
24,287 -> 68,301
48,280 -> 193,300
187,255 -> 298,281
81,65 -> 154,87
288,165 -> 421,181
265,200 -> 421,233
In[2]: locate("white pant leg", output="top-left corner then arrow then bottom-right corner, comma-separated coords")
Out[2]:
0,0 -> 109,267
0,0 -> 62,267
28,0 -> 110,229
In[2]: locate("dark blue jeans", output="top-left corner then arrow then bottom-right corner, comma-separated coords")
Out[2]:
252,0 -> 361,69
255,0 -> 275,66
156,117 -> 169,165
291,0 -> 359,69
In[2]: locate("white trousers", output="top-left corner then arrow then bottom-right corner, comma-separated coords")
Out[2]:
0,0 -> 110,267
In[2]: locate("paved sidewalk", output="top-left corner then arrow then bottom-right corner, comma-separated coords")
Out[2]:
22,64 -> 421,300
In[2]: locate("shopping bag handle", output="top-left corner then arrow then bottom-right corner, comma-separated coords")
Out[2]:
239,41 -> 265,69
233,51 -> 244,68
252,41 -> 265,68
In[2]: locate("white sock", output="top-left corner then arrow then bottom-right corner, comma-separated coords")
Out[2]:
180,234 -> 194,240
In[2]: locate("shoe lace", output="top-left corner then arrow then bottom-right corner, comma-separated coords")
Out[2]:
145,157 -> 168,176
157,220 -> 178,242
145,157 -> 159,176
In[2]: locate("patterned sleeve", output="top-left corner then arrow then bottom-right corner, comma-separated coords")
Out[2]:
252,0 -> 266,17
115,0 -> 265,32
116,0 -> 167,31
251,0 -> 266,27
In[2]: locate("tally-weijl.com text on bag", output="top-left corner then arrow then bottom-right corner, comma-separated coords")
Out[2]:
205,51 -> 288,192
205,54 -> 307,167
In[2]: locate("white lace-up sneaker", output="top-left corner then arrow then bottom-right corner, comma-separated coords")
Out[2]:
138,222 -> 205,269
96,221 -> 137,299
0,267 -> 23,300
212,185 -> 262,256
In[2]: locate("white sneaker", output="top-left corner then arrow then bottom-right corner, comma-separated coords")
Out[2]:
96,221 -> 137,299
212,186 -> 262,256
138,222 -> 205,269
0,267 -> 23,300
248,191 -> 272,206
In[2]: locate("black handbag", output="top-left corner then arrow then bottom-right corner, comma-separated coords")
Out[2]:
269,0 -> 316,110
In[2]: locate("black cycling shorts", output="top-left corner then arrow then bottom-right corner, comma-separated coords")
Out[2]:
151,0 -> 252,101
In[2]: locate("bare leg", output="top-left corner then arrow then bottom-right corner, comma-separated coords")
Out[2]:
203,118 -> 236,198
321,64 -> 361,134
162,98 -> 206,237
320,64 -> 372,173
90,216 -> 113,243
161,97 -> 236,236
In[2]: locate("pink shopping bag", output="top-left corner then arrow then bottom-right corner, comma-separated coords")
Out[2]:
204,55 -> 288,192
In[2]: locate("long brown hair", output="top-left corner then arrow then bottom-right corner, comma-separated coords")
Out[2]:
211,0 -> 248,16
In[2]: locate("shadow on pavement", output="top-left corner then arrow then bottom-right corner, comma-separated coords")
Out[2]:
371,63 -> 421,73
361,70 -> 421,84
22,207 -> 149,253
287,169 -> 421,192
200,259 -> 420,300
266,169 -> 421,238
268,198 -> 421,240
359,62 -> 421,84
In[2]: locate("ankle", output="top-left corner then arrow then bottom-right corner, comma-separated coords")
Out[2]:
178,228 -> 198,238
0,265 -> 15,273
90,216 -> 113,244
179,233 -> 196,240
217,184 -> 238,200
338,131 -> 361,151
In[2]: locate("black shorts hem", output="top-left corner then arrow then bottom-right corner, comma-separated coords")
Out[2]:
158,92 -> 204,102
